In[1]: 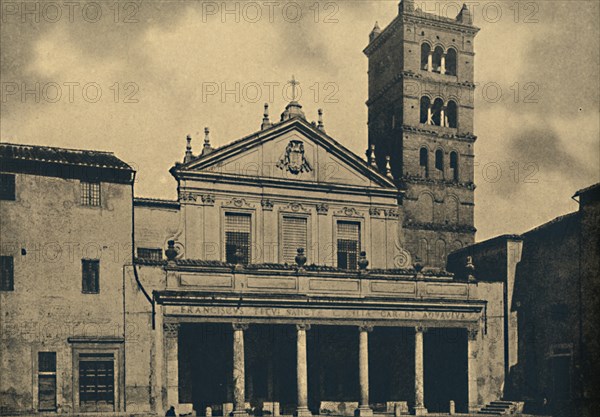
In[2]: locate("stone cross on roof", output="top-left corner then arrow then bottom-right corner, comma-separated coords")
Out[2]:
289,75 -> 300,101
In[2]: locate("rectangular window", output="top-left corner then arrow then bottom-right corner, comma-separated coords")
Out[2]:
79,353 -> 115,411
0,173 -> 15,200
337,221 -> 360,270
225,213 -> 251,265
80,181 -> 101,206
82,259 -> 100,294
38,352 -> 57,411
282,216 -> 308,264
136,248 -> 162,261
0,256 -> 14,291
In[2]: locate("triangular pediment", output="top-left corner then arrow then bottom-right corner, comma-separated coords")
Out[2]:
173,118 -> 394,190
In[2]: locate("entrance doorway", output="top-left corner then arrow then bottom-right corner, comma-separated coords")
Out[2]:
424,328 -> 468,413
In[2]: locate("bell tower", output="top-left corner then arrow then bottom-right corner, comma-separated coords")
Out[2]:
364,0 -> 479,267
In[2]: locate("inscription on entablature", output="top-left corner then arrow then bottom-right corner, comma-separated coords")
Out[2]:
167,305 -> 478,322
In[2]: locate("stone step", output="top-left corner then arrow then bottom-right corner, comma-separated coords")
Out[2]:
484,404 -> 512,410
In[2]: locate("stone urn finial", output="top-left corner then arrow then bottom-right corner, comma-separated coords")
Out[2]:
295,248 -> 307,268
165,240 -> 177,261
466,256 -> 476,281
413,256 -> 424,273
358,251 -> 369,270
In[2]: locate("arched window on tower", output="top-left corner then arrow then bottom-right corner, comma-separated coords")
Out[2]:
435,240 -> 447,265
450,151 -> 459,181
431,98 -> 444,126
419,147 -> 429,178
432,46 -> 444,73
435,149 -> 444,179
446,48 -> 457,76
446,100 -> 458,128
421,43 -> 431,71
420,97 -> 431,124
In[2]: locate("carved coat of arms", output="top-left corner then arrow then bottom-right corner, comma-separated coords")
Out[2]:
276,140 -> 312,174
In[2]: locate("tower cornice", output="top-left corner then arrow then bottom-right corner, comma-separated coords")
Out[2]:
364,10 -> 479,57
366,72 -> 476,107
400,125 -> 477,143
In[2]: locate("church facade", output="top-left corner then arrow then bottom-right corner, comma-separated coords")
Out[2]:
1,2 -> 516,417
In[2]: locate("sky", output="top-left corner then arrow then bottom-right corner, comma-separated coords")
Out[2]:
1,0 -> 598,241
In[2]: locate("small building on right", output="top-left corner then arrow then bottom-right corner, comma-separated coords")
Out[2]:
448,183 -> 600,417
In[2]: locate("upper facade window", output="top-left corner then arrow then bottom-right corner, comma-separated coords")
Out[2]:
0,256 -> 14,291
421,43 -> 457,76
0,173 -> 15,200
281,216 -> 308,264
337,221 -> 361,270
80,181 -> 101,206
225,213 -> 251,265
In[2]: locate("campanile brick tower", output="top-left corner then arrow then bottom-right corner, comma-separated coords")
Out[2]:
364,0 -> 479,267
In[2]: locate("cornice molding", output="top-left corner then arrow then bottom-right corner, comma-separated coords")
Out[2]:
401,175 -> 476,190
403,220 -> 476,234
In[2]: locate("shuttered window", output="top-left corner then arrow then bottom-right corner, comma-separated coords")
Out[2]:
82,259 -> 100,294
0,174 -> 15,200
225,213 -> 251,264
337,221 -> 360,270
0,256 -> 14,291
137,248 -> 162,261
38,352 -> 57,411
282,216 -> 308,264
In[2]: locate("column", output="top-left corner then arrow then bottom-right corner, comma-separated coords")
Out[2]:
357,325 -> 374,416
427,52 -> 433,72
440,54 -> 446,74
440,106 -> 446,127
427,105 -> 433,125
164,323 -> 180,412
296,324 -> 312,417
232,323 -> 249,416
413,326 -> 427,416
467,328 -> 479,413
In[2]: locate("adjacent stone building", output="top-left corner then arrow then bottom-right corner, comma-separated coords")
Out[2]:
448,184 -> 600,417
0,144 -> 134,413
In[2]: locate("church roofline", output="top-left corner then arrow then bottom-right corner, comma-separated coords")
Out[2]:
136,257 -> 453,279
171,114 -> 397,190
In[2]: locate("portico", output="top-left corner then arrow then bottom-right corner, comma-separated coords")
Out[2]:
150,263 -> 488,417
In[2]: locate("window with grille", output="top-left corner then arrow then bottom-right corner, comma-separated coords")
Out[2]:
0,256 -> 14,291
78,353 -> 115,410
0,173 -> 15,200
282,216 -> 308,264
225,213 -> 251,264
80,181 -> 101,206
38,352 -> 57,411
136,248 -> 162,261
82,259 -> 100,294
337,221 -> 360,270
